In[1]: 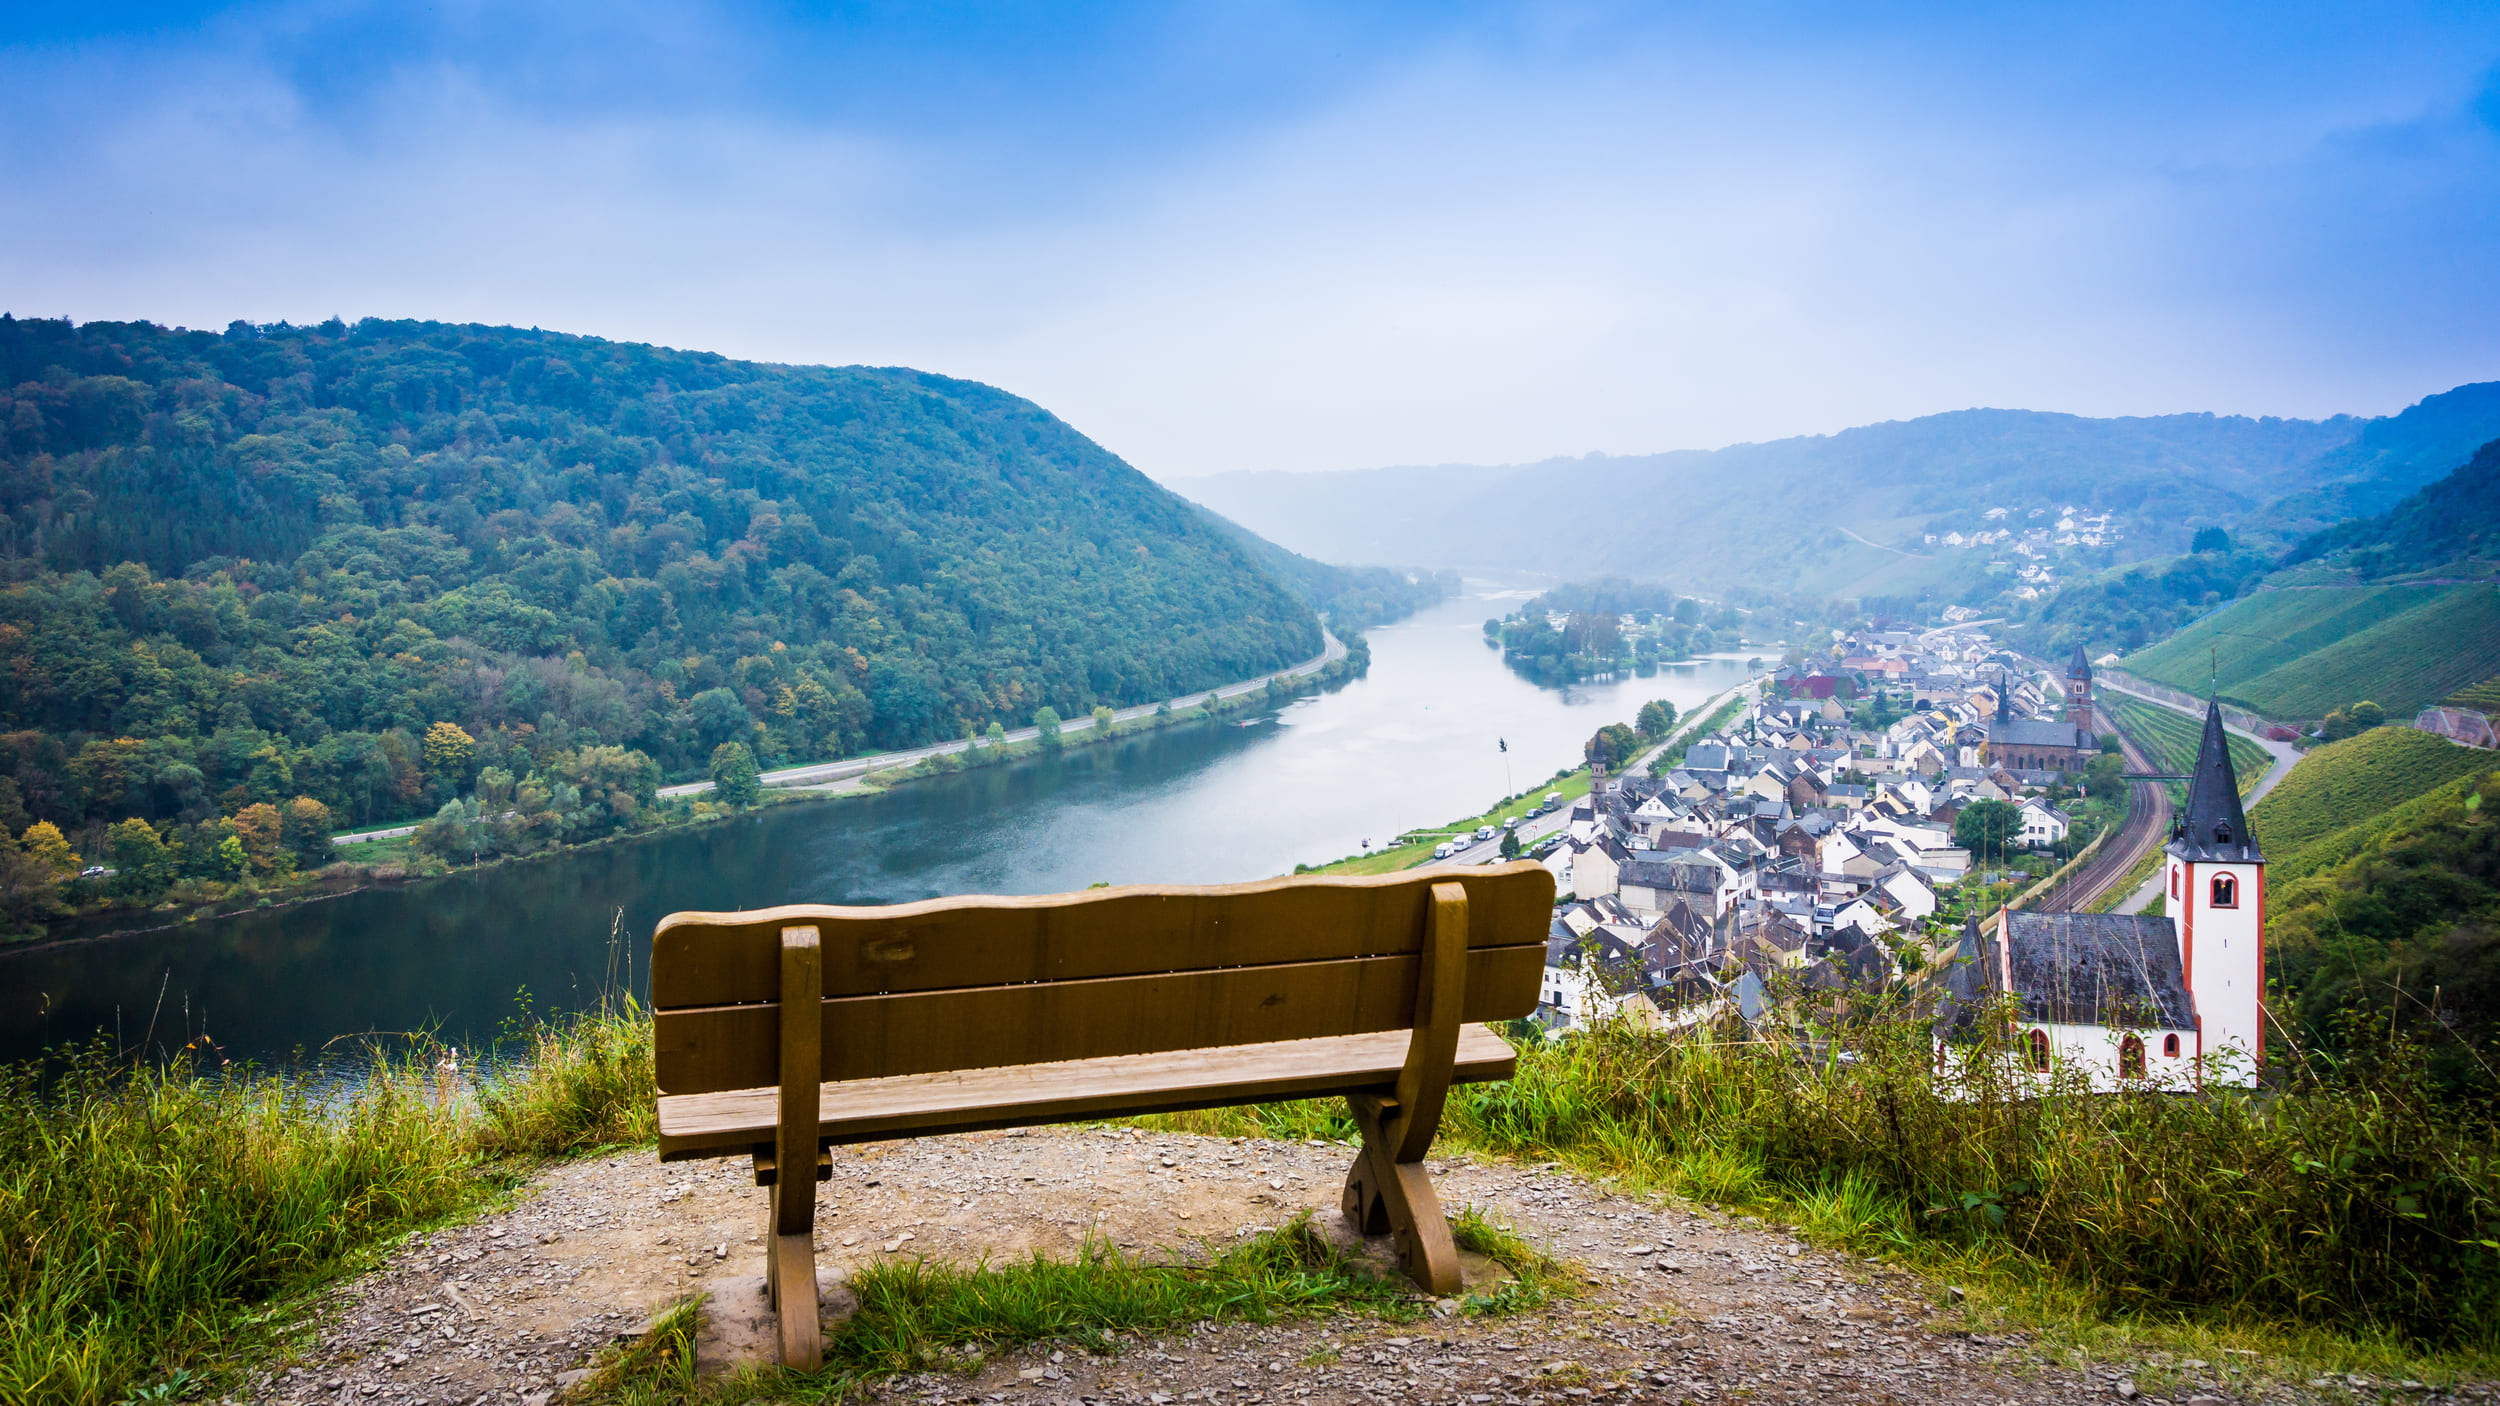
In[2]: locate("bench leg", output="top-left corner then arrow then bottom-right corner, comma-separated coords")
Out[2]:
764,1177 -> 824,1370
1341,1094 -> 1460,1295
768,925 -> 825,1371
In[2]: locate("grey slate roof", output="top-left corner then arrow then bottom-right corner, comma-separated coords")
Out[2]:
2166,700 -> 2263,863
1999,911 -> 2196,1029
1991,718 -> 2085,748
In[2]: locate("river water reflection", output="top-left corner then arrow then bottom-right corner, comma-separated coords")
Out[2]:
0,588 -> 1756,1065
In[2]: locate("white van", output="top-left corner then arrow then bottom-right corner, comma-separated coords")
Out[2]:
1475,825 -> 1495,841
1432,842 -> 1454,860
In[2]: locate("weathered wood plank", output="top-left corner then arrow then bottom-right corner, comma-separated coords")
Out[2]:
774,927 -> 820,1237
651,863 -> 1554,1008
655,944 -> 1543,1096
1389,882 -> 1467,1164
657,1025 -> 1519,1158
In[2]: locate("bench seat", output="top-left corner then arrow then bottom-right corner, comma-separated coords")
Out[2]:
658,1025 -> 1519,1160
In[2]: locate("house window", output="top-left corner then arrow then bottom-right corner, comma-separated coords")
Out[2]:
2211,874 -> 2237,908
2163,1034 -> 2181,1058
2027,1028 -> 2050,1073
2119,1035 -> 2146,1079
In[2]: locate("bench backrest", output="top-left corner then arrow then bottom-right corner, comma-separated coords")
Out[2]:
650,861 -> 1554,1097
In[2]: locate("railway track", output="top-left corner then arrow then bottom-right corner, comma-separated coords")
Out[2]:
2030,708 -> 2171,912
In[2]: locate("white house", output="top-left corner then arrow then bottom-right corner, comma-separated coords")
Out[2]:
1874,864 -> 1937,921
2017,798 -> 2070,850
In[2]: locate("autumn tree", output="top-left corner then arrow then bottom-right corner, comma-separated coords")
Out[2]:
423,722 -> 476,782
282,796 -> 334,871
231,802 -> 288,876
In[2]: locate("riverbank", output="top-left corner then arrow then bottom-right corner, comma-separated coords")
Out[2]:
7,640 -> 1373,951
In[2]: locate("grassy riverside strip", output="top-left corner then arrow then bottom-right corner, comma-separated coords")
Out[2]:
14,996 -> 2500,1403
1307,677 -> 1761,878
1307,765 -> 1591,876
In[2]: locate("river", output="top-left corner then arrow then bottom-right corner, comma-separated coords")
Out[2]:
0,587 -> 1757,1067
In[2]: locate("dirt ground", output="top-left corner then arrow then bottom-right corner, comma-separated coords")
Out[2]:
241,1127 -> 2478,1406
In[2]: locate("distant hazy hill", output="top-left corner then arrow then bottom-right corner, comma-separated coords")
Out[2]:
1191,508 -> 1461,631
0,316 -> 1319,828
1175,387 -> 2500,597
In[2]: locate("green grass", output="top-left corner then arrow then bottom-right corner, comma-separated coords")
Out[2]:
2248,726 -> 2499,861
0,1002 -> 659,1406
571,1211 -> 1570,1405
2101,693 -> 2270,803
2127,582 -> 2500,720
1145,1011 -> 2500,1375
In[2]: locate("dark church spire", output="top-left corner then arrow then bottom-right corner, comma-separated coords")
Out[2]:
1995,669 -> 2012,723
2166,700 -> 2263,864
2068,642 -> 2092,683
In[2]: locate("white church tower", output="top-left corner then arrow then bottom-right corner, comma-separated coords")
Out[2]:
2163,701 -> 2265,1086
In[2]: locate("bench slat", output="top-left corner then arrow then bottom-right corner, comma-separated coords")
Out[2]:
656,943 -> 1543,1095
651,864 -> 1554,1009
657,1025 -> 1521,1159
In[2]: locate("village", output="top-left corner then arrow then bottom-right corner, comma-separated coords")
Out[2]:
1508,622 -> 2249,1094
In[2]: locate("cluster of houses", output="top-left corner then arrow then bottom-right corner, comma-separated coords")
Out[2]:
1528,625 -> 2092,1038
1524,622 -> 2268,1092
1918,506 -> 2123,601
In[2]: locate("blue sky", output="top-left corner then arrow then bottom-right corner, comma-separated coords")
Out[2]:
4,3 -> 2498,477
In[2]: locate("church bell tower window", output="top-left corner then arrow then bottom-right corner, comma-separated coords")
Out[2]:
2211,874 -> 2237,908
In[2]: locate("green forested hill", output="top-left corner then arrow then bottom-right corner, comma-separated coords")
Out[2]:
0,316 -> 1319,832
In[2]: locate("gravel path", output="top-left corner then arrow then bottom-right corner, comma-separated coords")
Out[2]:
245,1127 -> 2477,1406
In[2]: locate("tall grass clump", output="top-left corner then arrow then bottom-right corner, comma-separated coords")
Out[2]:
0,1041 -> 479,1406
472,996 -> 658,1158
1449,1003 -> 2500,1348
0,990 -> 661,1406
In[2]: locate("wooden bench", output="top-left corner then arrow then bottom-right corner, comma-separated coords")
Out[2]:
649,861 -> 1554,1368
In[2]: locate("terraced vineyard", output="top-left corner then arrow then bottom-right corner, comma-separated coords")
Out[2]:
2101,693 -> 2270,804
2126,581 -> 2500,719
2248,724 -> 2497,860
2445,675 -> 2500,712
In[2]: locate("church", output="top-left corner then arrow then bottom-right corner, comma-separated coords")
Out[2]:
1984,644 -> 2101,775
1942,700 -> 2264,1090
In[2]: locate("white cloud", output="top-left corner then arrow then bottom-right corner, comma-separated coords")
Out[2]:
2,11 -> 2495,478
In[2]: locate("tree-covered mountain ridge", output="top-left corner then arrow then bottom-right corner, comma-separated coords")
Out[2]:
0,314 -> 1322,834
